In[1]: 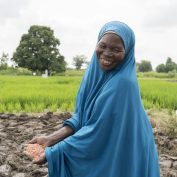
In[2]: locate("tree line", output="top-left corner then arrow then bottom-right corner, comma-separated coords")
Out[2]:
0,25 -> 176,74
136,58 -> 177,73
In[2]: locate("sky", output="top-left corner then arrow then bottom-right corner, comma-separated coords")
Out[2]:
0,0 -> 177,69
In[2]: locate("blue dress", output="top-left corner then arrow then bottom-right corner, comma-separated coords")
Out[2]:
45,21 -> 160,177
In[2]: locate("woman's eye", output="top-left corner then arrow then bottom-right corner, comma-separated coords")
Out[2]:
99,44 -> 106,49
113,49 -> 119,52
113,48 -> 123,53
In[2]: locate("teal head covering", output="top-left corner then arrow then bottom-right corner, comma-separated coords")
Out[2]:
45,21 -> 160,177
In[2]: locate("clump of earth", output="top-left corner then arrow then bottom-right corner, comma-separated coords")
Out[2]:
0,112 -> 177,177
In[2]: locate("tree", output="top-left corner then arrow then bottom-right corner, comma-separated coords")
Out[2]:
12,25 -> 66,74
138,60 -> 152,72
0,52 -> 9,70
73,55 -> 87,70
136,62 -> 140,72
165,57 -> 177,72
156,57 -> 177,73
156,64 -> 166,73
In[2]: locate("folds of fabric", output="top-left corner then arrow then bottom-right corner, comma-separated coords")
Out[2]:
45,21 -> 160,177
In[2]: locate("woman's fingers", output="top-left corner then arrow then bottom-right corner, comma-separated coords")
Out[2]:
29,137 -> 37,144
32,153 -> 47,165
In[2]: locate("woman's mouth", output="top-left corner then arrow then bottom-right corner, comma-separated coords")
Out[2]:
100,58 -> 113,66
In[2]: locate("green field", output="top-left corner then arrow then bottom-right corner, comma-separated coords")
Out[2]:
0,76 -> 81,113
0,75 -> 176,113
138,78 -> 177,110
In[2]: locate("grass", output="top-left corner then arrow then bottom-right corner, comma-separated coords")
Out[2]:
0,75 -> 81,113
138,78 -> 177,110
137,71 -> 177,79
0,72 -> 176,113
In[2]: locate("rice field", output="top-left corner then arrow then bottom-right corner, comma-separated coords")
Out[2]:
0,76 -> 81,113
138,78 -> 177,110
0,75 -> 176,113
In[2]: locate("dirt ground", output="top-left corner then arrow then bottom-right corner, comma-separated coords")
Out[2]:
0,112 -> 177,177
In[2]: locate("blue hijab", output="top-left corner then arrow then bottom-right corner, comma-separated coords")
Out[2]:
45,21 -> 160,177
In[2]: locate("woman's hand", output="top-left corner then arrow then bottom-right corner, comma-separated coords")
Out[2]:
29,136 -> 53,147
24,136 -> 52,165
23,143 -> 47,165
32,152 -> 47,165
29,126 -> 74,148
25,126 -> 74,164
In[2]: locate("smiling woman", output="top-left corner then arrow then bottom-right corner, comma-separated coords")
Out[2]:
96,32 -> 125,71
28,21 -> 160,177
43,21 -> 160,177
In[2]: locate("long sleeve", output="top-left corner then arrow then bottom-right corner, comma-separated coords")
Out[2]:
63,113 -> 80,132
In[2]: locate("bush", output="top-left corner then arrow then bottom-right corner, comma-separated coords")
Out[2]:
168,70 -> 176,78
137,71 -> 177,79
160,114 -> 177,138
0,67 -> 32,75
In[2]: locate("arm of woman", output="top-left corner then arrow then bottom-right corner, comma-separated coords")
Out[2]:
29,125 -> 74,147
24,125 -> 74,165
45,125 -> 74,146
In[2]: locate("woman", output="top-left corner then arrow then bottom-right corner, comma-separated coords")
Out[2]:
29,21 -> 160,177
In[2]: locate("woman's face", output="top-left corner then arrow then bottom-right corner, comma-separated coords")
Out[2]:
96,33 -> 125,71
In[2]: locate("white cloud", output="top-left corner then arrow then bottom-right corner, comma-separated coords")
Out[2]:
0,0 -> 30,23
141,0 -> 177,28
0,0 -> 177,69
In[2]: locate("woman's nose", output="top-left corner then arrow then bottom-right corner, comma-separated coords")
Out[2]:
103,49 -> 113,57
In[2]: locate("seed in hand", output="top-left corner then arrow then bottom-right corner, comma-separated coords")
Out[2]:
24,144 -> 44,161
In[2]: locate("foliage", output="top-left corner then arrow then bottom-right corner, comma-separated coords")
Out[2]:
12,25 -> 66,74
137,60 -> 152,72
146,109 -> 177,138
168,70 -> 176,78
166,57 -> 177,72
156,64 -> 166,73
136,62 -> 140,72
0,52 -> 9,70
0,67 -> 32,75
137,71 -> 177,79
73,55 -> 87,70
160,114 -> 177,138
156,57 -> 177,73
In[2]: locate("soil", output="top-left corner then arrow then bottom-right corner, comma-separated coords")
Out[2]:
0,112 -> 177,177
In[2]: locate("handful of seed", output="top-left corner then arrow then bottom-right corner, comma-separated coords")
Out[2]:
24,143 -> 45,161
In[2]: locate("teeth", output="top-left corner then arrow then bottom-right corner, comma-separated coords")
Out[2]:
101,59 -> 111,65
104,60 -> 111,64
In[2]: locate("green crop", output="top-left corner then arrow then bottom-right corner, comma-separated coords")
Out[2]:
0,76 -> 176,113
0,76 -> 81,113
138,78 -> 177,110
